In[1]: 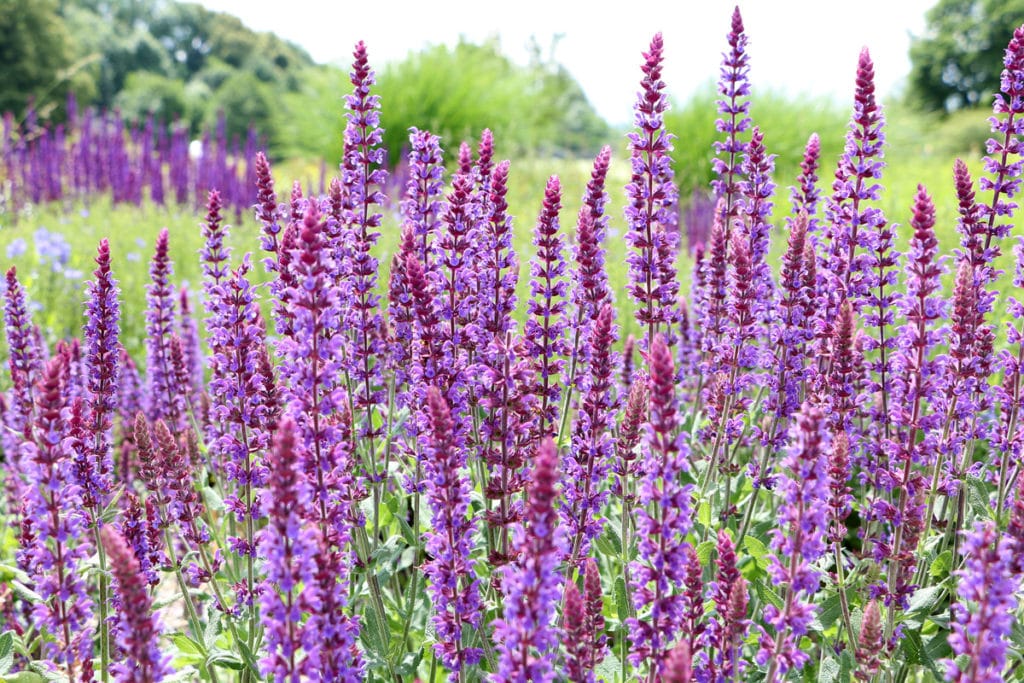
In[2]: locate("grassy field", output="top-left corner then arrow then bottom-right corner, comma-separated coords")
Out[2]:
0,100 -> 1015,362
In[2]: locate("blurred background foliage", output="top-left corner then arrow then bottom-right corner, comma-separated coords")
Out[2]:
0,0 -> 610,165
0,0 -> 1020,202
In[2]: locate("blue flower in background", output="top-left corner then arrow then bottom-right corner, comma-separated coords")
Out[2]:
6,238 -> 27,259
34,228 -> 71,273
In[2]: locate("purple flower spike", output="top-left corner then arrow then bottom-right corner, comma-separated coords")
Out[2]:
573,147 -> 613,327
206,256 -> 272,563
3,266 -> 41,461
76,239 -> 120,516
201,189 -> 230,285
102,525 -> 172,682
896,185 -> 944,412
712,6 -> 752,228
493,437 -> 565,683
764,212 -> 812,444
944,521 -> 1017,683
791,133 -> 822,230
259,418 -> 316,682
629,333 -> 693,677
401,128 -> 446,270
758,404 -> 830,677
739,126 -> 777,328
422,386 -> 483,677
564,303 -> 617,565
626,33 -> 680,347
20,355 -> 94,677
341,40 -> 388,448
477,159 -> 517,342
527,175 -> 570,436
975,23 -> 1024,290
824,47 -> 887,299
144,229 -> 184,432
254,151 -> 283,271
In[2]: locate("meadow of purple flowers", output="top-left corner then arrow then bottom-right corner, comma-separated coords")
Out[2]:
5,6 -> 1024,682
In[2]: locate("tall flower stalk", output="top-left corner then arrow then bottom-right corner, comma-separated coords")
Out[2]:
422,386 -> 483,680
527,176 -> 569,438
629,334 -> 693,681
625,33 -> 679,348
492,437 -> 565,682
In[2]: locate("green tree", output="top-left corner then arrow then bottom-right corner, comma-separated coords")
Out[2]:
149,2 -> 213,79
114,71 -> 188,123
908,0 -> 1024,112
375,39 -> 607,166
0,0 -> 94,119
204,71 -> 277,149
65,6 -> 172,109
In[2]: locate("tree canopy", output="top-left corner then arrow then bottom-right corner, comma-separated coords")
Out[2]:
908,0 -> 1024,112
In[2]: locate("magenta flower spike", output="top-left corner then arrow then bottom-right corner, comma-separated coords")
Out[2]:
20,356 -> 94,677
102,525 -> 172,682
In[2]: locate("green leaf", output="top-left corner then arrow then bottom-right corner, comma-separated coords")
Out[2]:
10,582 -> 42,604
595,527 -> 621,558
26,664 -> 62,682
361,604 -> 390,660
0,632 -> 13,676
698,501 -> 711,528
809,593 -> 842,634
202,485 -> 225,514
395,650 -> 423,677
1,672 -> 45,683
906,585 -> 945,617
929,550 -> 953,579
236,637 -> 261,679
171,633 -> 206,657
595,651 -> 622,682
899,627 -> 940,677
203,614 -> 220,651
755,581 -> 784,610
0,564 -> 30,583
839,650 -> 855,683
965,476 -> 991,518
817,654 -> 839,683
743,535 -> 769,569
924,630 -> 953,667
694,540 -> 716,567
614,576 -> 630,622
207,649 -> 244,671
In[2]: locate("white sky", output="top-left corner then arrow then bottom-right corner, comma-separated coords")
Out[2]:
197,0 -> 936,124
